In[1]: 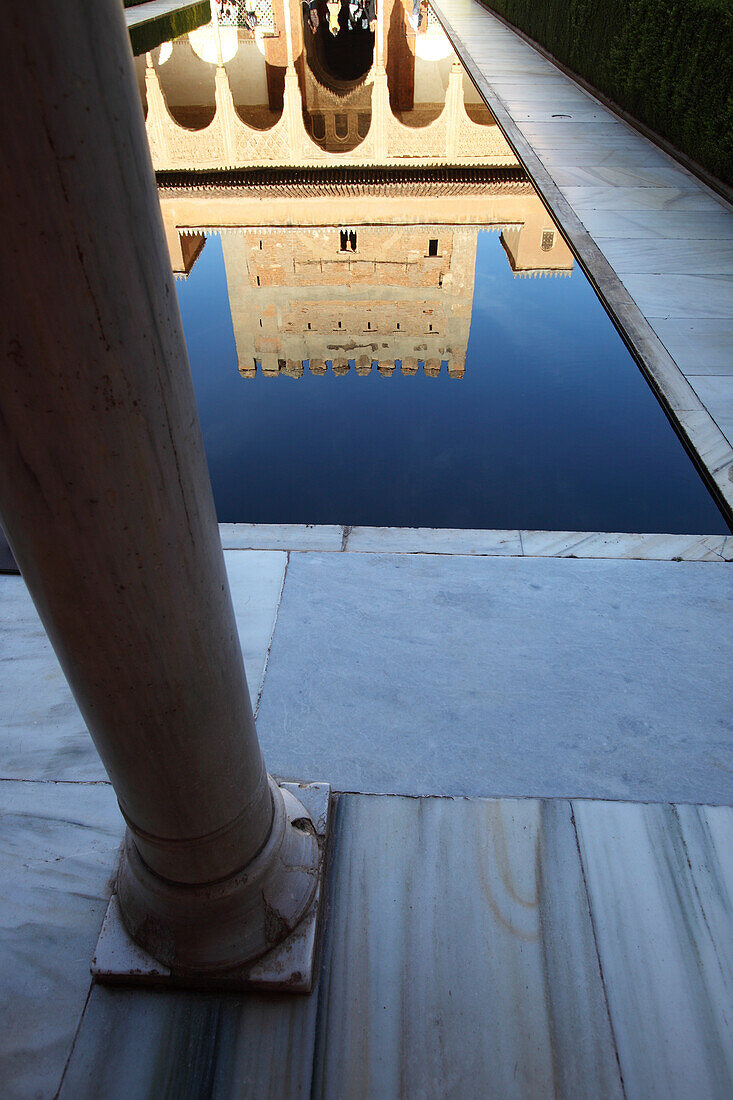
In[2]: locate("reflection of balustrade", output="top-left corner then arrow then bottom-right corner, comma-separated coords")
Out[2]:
145,59 -> 518,169
215,0 -> 277,32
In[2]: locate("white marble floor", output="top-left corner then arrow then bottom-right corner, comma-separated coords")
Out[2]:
0,551 -> 285,781
1,782 -> 730,1098
256,550 -> 733,803
432,0 -> 733,512
1,546 -> 731,1097
4,545 -> 731,800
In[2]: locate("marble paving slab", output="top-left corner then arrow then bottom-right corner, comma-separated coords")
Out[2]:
518,530 -> 732,561
311,795 -> 622,1098
618,274 -> 733,320
690,376 -> 733,424
4,783 -> 731,1098
675,409 -> 733,476
0,779 -> 123,1100
594,239 -> 733,276
59,983 -> 318,1099
343,528 -> 732,560
256,553 -> 733,802
220,523 -> 343,552
346,526 -> 522,555
654,319 -> 733,371
539,147 -> 724,170
562,186 -> 724,212
124,0 -> 202,28
0,551 -> 285,780
574,800 -> 733,1099
573,210 -> 733,240
550,163 -> 705,189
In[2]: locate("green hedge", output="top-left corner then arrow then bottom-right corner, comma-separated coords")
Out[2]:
128,0 -> 211,55
478,0 -> 733,185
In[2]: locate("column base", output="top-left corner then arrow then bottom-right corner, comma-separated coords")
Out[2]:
91,782 -> 331,993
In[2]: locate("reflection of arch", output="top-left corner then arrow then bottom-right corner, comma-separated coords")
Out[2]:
156,39 -> 217,130
301,3 -> 373,93
233,101 -> 284,130
387,0 -> 414,112
301,62 -> 373,151
167,102 -> 216,129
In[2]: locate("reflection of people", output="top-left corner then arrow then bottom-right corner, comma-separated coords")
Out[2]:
347,0 -> 376,30
327,0 -> 340,34
308,0 -> 376,35
408,0 -> 427,32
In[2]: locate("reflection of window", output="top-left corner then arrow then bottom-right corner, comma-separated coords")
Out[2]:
339,229 -> 357,252
428,238 -> 438,256
541,230 -> 555,252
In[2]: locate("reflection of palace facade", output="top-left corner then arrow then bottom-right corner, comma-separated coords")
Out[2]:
144,0 -> 573,376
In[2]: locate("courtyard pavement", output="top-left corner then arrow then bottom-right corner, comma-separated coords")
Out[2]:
1,529 -> 731,1097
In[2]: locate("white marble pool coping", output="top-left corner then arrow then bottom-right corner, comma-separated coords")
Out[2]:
219,523 -> 732,561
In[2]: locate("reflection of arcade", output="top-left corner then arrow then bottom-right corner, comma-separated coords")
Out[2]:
135,0 -> 515,163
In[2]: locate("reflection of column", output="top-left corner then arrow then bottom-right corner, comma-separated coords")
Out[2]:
376,0 -> 385,68
145,56 -> 170,163
282,0 -> 300,158
209,0 -> 224,64
210,0 -> 232,161
215,65 -> 236,163
372,0 -> 388,162
445,61 -> 462,160
3,0 -> 321,978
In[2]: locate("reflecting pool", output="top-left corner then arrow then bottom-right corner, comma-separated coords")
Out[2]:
139,1 -> 729,532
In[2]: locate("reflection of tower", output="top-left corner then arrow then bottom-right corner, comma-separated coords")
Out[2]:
499,205 -> 574,277
221,225 -> 478,377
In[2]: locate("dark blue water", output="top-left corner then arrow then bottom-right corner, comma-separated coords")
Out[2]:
177,232 -> 728,533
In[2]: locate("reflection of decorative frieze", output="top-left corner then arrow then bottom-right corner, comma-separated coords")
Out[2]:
145,55 -> 518,169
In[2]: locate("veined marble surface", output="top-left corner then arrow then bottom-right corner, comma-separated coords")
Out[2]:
0,780 -> 122,1099
0,551 -> 285,780
575,800 -> 733,1099
312,795 -> 622,1098
49,794 -> 732,1099
220,523 -> 343,552
59,985 -> 318,1099
256,552 -> 733,802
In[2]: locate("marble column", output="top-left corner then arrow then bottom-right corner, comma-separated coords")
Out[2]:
0,0 -> 318,974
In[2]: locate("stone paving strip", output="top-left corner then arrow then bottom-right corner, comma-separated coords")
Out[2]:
430,0 -> 733,519
219,523 -> 732,560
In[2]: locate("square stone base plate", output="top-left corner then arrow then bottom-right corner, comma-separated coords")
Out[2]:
91,781 -> 331,993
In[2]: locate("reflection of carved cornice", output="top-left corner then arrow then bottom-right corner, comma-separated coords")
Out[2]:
156,164 -> 531,196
